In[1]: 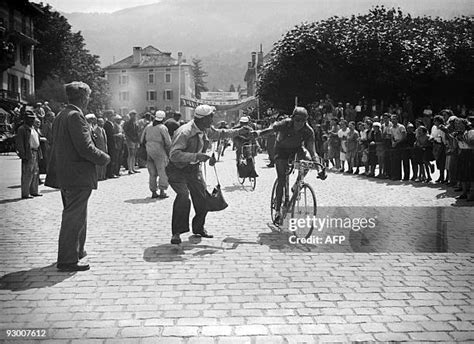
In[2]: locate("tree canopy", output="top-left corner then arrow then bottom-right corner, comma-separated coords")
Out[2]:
258,7 -> 473,113
34,3 -> 109,112
192,58 -> 209,99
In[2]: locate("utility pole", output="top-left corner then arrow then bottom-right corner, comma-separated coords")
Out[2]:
178,52 -> 182,114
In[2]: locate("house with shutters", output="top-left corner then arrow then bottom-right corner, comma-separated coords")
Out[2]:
104,45 -> 194,120
0,0 -> 41,112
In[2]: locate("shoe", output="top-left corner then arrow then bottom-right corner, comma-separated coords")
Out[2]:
410,177 -> 417,181
171,234 -> 182,245
424,178 -> 432,183
31,193 -> 43,197
456,194 -> 467,200
108,175 -> 119,179
133,170 -> 141,173
57,263 -> 90,272
79,251 -> 87,259
193,230 -> 214,238
402,178 -> 409,181
158,192 -> 169,199
368,173 -> 376,177
267,163 -> 275,168
354,169 -> 359,175
128,171 -> 135,175
21,195 -> 33,199
151,192 -> 159,199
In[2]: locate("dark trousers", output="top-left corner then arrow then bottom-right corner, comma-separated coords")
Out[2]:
401,148 -> 410,180
58,188 -> 92,264
21,150 -> 39,197
106,147 -> 118,177
391,146 -> 402,180
166,163 -> 207,236
384,148 -> 392,177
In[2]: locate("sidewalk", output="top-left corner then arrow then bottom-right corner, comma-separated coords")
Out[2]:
0,153 -> 473,343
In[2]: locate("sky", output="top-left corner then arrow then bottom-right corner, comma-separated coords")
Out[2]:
39,0 -> 163,13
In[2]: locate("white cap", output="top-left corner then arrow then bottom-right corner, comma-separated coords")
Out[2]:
85,113 -> 96,120
239,116 -> 249,123
155,110 -> 166,121
194,105 -> 216,118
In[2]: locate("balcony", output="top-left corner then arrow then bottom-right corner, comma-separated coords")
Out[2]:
0,89 -> 20,102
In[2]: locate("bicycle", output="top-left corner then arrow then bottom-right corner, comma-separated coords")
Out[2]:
270,159 -> 327,238
237,143 -> 258,190
216,137 -> 230,161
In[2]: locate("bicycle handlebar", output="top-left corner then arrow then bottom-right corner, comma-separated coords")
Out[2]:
292,160 -> 327,180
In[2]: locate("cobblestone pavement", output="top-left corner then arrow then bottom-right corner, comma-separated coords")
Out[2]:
0,152 -> 473,343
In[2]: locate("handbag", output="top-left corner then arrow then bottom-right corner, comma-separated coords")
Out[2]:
205,154 -> 228,212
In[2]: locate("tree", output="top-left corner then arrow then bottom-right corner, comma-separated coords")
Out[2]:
192,58 -> 208,99
229,84 -> 236,92
33,3 -> 110,112
258,7 -> 473,113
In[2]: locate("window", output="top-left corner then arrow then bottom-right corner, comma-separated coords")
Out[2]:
7,74 -> 18,93
119,91 -> 129,101
20,78 -> 29,98
164,89 -> 173,101
147,90 -> 157,101
165,73 -> 171,83
119,70 -> 129,85
148,73 -> 154,84
20,45 -> 30,65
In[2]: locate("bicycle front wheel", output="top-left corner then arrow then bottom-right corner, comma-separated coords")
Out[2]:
270,179 -> 279,224
290,183 -> 317,239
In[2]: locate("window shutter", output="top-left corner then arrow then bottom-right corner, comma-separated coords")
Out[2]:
170,90 -> 173,100
163,91 -> 166,100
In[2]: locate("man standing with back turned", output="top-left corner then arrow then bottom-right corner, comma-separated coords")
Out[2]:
46,82 -> 110,272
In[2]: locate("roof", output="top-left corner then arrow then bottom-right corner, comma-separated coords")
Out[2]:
104,45 -> 186,70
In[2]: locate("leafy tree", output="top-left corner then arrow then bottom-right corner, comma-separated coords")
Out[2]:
229,84 -> 236,92
258,7 -> 473,113
33,3 -> 110,112
192,58 -> 209,99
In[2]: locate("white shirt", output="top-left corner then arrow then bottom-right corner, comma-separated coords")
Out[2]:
30,128 -> 40,149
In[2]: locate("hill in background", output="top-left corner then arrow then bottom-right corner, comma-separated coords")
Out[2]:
61,0 -> 473,90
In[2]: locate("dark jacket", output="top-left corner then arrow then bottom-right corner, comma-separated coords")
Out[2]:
45,104 -> 110,190
16,124 -> 43,160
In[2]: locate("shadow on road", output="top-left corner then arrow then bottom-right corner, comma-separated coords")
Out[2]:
124,198 -> 164,204
222,184 -> 253,193
143,236 -> 224,262
0,263 -> 75,291
0,197 -> 26,205
7,185 -> 20,189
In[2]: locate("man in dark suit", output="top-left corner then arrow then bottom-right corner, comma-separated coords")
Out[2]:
46,82 -> 110,272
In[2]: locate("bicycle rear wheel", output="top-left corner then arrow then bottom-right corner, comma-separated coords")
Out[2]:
249,177 -> 256,190
290,183 -> 317,239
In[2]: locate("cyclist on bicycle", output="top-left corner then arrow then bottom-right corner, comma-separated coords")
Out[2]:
257,106 -> 320,223
234,116 -> 259,178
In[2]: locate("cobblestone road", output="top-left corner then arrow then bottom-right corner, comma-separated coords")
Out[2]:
0,152 -> 473,343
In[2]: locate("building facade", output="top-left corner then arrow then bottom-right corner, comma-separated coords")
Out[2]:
104,46 -> 195,120
0,0 -> 41,115
244,45 -> 265,97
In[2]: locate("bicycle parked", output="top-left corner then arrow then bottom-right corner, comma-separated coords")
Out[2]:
270,158 -> 327,238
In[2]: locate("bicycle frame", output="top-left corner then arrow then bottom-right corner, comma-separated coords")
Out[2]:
279,159 -> 325,223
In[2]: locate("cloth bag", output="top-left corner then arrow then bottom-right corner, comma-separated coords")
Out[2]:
205,154 -> 228,212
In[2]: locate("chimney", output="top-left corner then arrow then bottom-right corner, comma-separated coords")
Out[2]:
251,52 -> 256,67
133,47 -> 141,64
178,52 -> 183,64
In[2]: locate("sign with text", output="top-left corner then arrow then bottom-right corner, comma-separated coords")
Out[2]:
200,92 -> 239,101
